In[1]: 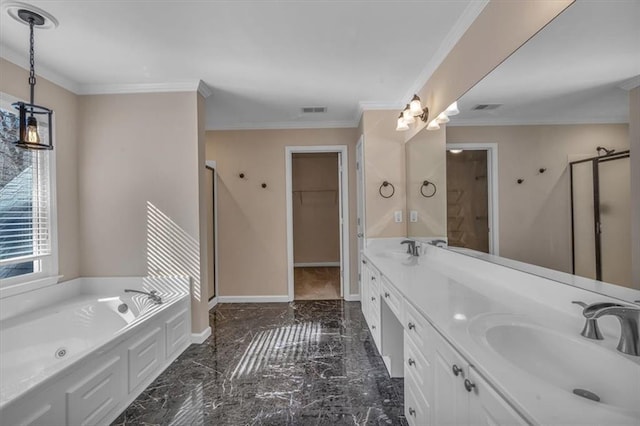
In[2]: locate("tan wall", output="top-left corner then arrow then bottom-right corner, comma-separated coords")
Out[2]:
406,127 -> 447,238
0,58 -> 80,281
362,110 -> 407,237
77,91 -> 208,332
447,123 -> 629,274
405,0 -> 574,141
630,87 -> 640,289
206,128 -> 359,297
292,153 -> 340,264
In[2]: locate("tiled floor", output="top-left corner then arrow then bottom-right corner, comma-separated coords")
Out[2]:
294,267 -> 341,300
112,301 -> 406,425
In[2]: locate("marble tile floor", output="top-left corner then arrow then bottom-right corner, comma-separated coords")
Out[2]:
294,267 -> 341,300
112,301 -> 407,426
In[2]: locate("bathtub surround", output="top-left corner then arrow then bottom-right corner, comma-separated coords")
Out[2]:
112,301 -> 407,425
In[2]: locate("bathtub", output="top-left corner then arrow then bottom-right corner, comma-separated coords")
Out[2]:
0,276 -> 191,426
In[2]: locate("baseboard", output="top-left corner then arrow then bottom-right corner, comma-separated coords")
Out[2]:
191,326 -> 212,344
208,296 -> 218,310
294,262 -> 340,267
343,293 -> 361,302
217,295 -> 290,303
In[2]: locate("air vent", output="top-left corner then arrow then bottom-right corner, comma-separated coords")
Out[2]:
472,104 -> 502,111
301,106 -> 327,113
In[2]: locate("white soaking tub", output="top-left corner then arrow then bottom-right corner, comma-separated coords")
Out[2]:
0,276 -> 192,426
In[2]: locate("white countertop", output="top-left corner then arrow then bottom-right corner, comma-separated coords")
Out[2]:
363,239 -> 640,426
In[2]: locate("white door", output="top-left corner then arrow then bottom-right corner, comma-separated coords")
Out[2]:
433,334 -> 468,425
356,136 -> 365,295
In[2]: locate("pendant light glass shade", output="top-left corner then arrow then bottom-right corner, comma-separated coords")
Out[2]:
396,115 -> 409,131
445,101 -> 460,116
426,119 -> 440,131
409,95 -> 423,116
436,112 -> 450,124
402,106 -> 415,124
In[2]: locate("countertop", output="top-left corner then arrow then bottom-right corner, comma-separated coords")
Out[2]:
363,239 -> 640,426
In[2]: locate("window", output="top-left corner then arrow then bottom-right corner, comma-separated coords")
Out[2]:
0,93 -> 56,287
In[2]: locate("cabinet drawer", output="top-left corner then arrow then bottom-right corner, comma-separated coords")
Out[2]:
369,268 -> 380,296
405,375 -> 431,426
405,300 -> 434,356
368,288 -> 380,319
404,331 -> 432,393
368,308 -> 382,351
381,276 -> 403,323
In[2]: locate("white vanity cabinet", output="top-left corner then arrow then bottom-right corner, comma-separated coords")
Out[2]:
361,257 -> 382,350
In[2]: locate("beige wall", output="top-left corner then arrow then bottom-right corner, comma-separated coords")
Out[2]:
361,110 -> 407,237
447,123 -> 629,274
405,0 -> 574,140
630,87 -> 640,289
0,58 -> 80,281
206,128 -> 359,297
406,127 -> 447,238
77,91 -> 209,332
292,153 -> 340,264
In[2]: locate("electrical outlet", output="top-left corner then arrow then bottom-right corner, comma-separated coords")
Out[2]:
394,210 -> 403,223
410,210 -> 418,222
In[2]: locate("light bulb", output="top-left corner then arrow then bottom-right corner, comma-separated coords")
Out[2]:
396,116 -> 409,131
449,149 -> 463,154
436,112 -> 450,124
409,95 -> 423,116
426,119 -> 440,131
402,108 -> 415,124
445,101 -> 459,116
26,116 -> 40,143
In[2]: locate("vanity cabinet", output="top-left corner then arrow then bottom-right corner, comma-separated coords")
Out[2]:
360,257 -> 381,350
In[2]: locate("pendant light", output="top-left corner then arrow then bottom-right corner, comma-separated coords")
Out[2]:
12,9 -> 53,150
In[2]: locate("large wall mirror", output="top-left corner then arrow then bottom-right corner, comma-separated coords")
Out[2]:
406,1 -> 639,300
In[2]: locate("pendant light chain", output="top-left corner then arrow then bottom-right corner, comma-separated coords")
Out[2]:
28,17 -> 36,106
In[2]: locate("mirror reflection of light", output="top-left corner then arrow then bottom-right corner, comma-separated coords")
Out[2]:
231,322 -> 322,380
454,313 -> 467,321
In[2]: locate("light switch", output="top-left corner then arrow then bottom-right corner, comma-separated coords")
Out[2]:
410,210 -> 418,222
394,210 -> 403,223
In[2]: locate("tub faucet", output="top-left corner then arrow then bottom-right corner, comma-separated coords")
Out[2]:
125,289 -> 162,304
401,240 -> 419,256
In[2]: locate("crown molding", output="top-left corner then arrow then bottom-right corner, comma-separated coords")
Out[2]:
197,80 -> 213,98
400,0 -> 489,103
448,116 -> 629,127
77,81 -> 205,95
619,75 -> 640,91
208,119 -> 357,131
1,46 -> 81,93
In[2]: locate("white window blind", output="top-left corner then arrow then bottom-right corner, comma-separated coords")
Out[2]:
0,107 -> 52,271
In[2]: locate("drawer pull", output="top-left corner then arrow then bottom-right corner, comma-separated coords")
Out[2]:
371,277 -> 376,281
371,296 -> 376,301
408,322 -> 415,330
408,358 -> 415,366
362,259 -> 367,264
384,292 -> 390,298
452,364 -> 462,377
409,408 -> 416,416
371,325 -> 376,330
464,379 -> 476,392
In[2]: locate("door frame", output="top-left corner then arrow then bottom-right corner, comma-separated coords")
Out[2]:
355,136 -> 366,297
445,143 -> 499,255
205,160 -> 219,309
285,145 -> 350,301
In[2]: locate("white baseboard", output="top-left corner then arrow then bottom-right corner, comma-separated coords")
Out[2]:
344,293 -> 361,302
217,295 -> 290,303
191,326 -> 212,344
208,297 -> 218,310
294,262 -> 340,267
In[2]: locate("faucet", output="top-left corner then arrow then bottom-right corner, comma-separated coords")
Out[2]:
125,289 -> 162,304
573,301 -> 640,356
427,239 -> 447,247
400,240 -> 419,256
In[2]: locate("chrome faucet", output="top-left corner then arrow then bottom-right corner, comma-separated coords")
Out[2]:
427,239 -> 447,247
401,240 -> 419,256
573,301 -> 640,356
125,289 -> 162,304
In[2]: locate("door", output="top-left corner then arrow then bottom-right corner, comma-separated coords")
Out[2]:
433,334 -> 468,425
356,137 -> 365,294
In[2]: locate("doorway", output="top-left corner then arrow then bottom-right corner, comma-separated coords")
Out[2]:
285,146 -> 349,301
205,161 -> 219,308
445,143 -> 499,254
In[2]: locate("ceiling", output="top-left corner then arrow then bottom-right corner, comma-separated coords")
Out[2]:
0,0 -> 485,130
450,1 -> 640,126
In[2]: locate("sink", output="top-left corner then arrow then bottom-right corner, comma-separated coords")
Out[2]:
376,250 -> 412,260
469,314 -> 640,412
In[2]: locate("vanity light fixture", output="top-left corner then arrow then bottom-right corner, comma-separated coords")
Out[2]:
435,112 -> 450,124
396,113 -> 409,131
396,95 -> 429,131
445,101 -> 460,116
402,105 -> 416,124
449,149 -> 463,154
11,7 -> 54,150
426,119 -> 440,131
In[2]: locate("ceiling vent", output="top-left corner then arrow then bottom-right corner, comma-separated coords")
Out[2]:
301,106 -> 327,113
472,104 -> 502,111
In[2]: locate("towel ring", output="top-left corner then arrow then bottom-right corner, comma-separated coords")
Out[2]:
420,180 -> 437,198
379,181 -> 395,199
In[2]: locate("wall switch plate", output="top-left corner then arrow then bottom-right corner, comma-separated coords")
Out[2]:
394,210 -> 403,223
410,210 -> 418,222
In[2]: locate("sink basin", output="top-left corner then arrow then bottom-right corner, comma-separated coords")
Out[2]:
376,250 -> 412,260
469,314 -> 640,412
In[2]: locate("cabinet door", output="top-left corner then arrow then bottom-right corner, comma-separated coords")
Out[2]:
360,259 -> 370,321
433,334 -> 468,425
467,367 -> 527,426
